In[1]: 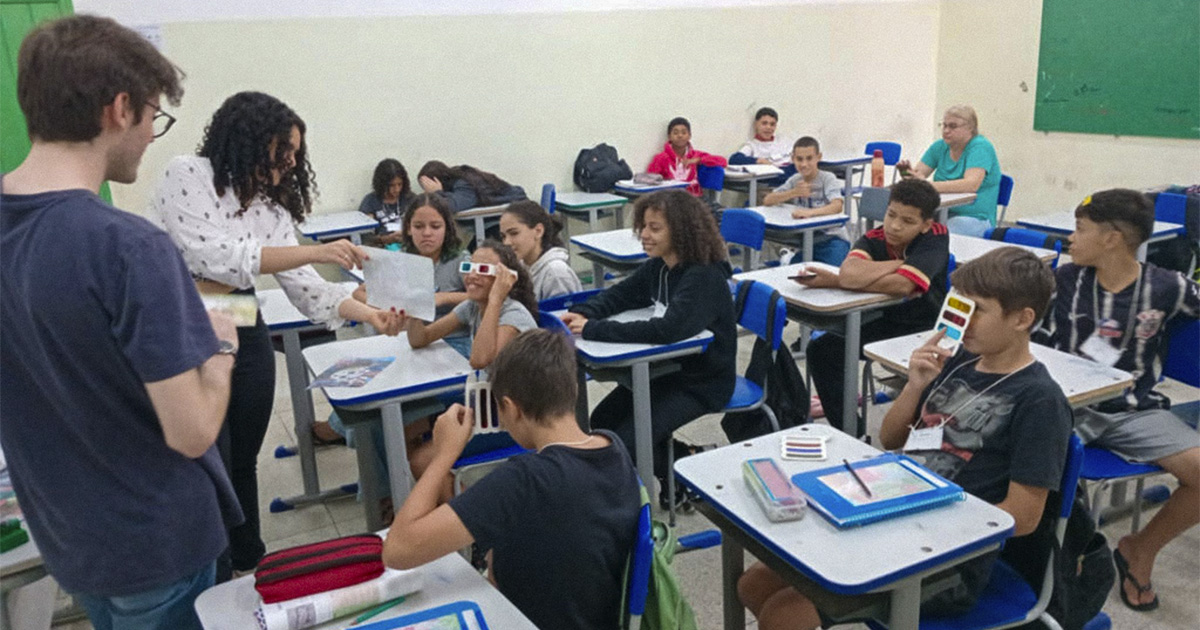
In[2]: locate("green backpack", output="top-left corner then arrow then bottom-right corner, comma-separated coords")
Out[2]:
621,487 -> 699,630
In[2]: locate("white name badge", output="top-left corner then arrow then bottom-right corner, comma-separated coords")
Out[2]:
1080,334 -> 1122,367
652,300 -> 667,318
904,426 -> 944,452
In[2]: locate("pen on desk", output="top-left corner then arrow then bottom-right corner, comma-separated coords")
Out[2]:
842,458 -> 872,498
349,596 -> 406,626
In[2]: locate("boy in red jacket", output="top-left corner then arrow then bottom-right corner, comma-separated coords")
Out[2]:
647,116 -> 727,196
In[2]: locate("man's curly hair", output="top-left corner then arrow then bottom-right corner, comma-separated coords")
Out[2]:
632,190 -> 728,265
197,91 -> 316,222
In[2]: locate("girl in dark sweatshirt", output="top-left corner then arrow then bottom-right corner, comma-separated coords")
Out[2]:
561,190 -> 736,505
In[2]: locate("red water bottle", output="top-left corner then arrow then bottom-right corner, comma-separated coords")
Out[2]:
871,149 -> 885,187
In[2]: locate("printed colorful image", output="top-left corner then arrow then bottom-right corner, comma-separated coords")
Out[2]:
818,461 -> 935,507
308,357 -> 394,389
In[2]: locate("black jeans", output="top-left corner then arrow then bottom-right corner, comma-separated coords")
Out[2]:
806,316 -> 924,436
216,305 -> 275,581
589,377 -> 714,479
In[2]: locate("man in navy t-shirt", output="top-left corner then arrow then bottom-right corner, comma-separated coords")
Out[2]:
1,16 -> 241,630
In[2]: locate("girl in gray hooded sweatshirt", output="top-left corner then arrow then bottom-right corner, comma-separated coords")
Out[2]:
499,200 -> 583,302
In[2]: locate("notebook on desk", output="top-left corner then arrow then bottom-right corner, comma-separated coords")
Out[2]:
791,454 -> 964,528
727,164 -> 784,176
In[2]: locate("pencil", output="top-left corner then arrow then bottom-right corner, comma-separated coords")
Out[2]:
349,596 -> 406,626
842,458 -> 873,498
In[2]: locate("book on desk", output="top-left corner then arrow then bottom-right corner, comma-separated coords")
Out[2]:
727,164 -> 785,177
791,453 -> 964,528
356,600 -> 488,630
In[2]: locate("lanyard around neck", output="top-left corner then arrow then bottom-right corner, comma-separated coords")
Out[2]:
918,355 -> 1036,428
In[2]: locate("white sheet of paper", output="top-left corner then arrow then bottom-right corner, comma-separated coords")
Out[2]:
361,246 -> 436,321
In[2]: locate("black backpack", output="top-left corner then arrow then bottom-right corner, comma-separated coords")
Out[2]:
574,143 -> 633,193
719,282 -> 809,443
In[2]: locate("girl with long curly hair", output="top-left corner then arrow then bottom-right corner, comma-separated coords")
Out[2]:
152,91 -> 402,581
560,190 -> 736,509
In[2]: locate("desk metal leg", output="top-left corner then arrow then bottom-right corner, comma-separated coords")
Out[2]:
616,203 -> 626,229
938,206 -> 949,225
474,217 -> 486,243
632,361 -> 655,486
354,422 -> 385,532
721,536 -> 746,630
802,231 -> 814,262
381,401 -> 416,507
588,208 -> 599,233
593,261 -> 607,289
749,179 -> 758,206
842,311 -> 862,436
350,233 -> 363,245
887,578 -> 921,630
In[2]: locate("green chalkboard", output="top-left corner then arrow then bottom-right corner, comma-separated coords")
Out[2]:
1034,0 -> 1200,139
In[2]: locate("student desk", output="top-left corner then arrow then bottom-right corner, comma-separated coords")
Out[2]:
0,524 -> 45,593
298,211 -> 379,245
612,178 -> 689,199
555,191 -> 628,232
744,206 -> 850,262
194,550 -> 537,630
675,424 -> 1014,630
732,264 -> 903,436
570,228 -> 644,288
948,234 -> 1057,265
723,168 -> 783,204
303,334 -> 472,530
560,307 -> 714,486
863,331 -> 1133,408
259,286 -> 361,513
817,154 -> 872,205
1017,212 -> 1185,262
455,203 -> 510,242
1,525 -> 52,630
852,191 -> 977,227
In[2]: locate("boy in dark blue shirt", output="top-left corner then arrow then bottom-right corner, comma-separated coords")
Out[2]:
384,330 -> 641,630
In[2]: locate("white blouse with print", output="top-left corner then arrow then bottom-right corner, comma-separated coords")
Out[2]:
153,155 -> 353,328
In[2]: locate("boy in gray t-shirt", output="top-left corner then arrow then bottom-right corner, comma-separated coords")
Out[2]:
762,136 -> 851,266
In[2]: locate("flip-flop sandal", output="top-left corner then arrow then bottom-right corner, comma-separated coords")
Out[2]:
1114,549 -> 1159,611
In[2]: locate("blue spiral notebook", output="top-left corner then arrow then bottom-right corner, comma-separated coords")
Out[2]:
356,600 -> 488,630
790,454 -> 964,528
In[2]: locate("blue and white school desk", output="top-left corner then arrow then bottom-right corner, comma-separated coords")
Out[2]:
569,228 -> 646,289
298,211 -> 379,245
863,330 -> 1133,409
560,306 -> 714,486
744,205 -> 850,261
259,286 -> 361,512
852,191 -> 977,230
723,167 -> 783,204
675,423 -> 1014,630
455,203 -> 511,242
1018,211 -> 1185,262
948,234 -> 1057,265
302,334 -> 472,530
611,178 -> 689,197
817,154 -> 872,205
733,263 -> 903,437
555,191 -> 628,232
194,550 -> 537,630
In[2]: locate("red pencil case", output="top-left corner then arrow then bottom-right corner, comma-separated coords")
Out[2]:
254,533 -> 384,603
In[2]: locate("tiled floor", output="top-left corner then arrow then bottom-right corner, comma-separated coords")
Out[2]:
53,314 -> 1200,629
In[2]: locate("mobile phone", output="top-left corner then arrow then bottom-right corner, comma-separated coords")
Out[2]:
788,266 -> 817,280
743,458 -> 807,522
932,290 -> 976,351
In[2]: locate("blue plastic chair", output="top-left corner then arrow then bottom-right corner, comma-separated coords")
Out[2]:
856,186 -> 891,238
996,174 -> 1015,224
538,288 -> 603,312
696,163 -> 725,192
983,226 -> 1063,269
664,280 -> 786,525
720,208 -> 766,273
540,183 -> 556,214
1080,318 -> 1199,532
537,310 -> 573,337
1154,192 -> 1187,225
867,435 -> 1085,630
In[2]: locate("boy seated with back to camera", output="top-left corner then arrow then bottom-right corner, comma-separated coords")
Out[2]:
382,329 -> 641,630
740,247 -> 1073,628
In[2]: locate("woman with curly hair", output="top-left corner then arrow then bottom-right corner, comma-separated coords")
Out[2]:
560,190 -> 736,509
152,91 -> 402,581
358,158 -> 414,245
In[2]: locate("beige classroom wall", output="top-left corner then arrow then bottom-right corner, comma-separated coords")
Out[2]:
935,0 -> 1200,220
112,1 -> 942,218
